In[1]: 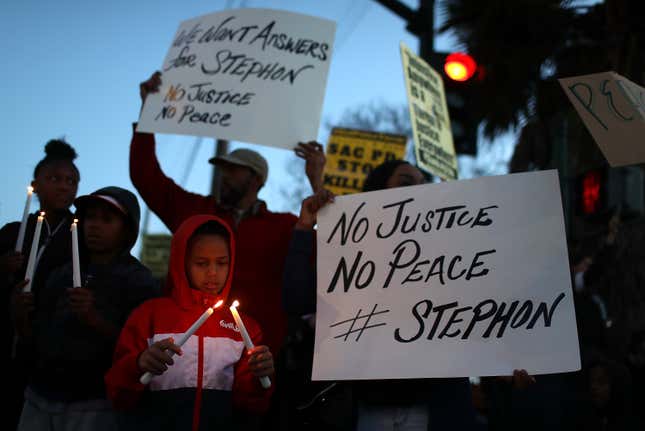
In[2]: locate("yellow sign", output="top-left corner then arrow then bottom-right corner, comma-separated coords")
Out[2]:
323,128 -> 407,195
400,43 -> 458,180
140,234 -> 172,279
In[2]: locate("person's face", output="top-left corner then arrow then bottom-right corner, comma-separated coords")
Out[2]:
589,366 -> 611,408
33,161 -> 79,211
185,234 -> 230,295
83,202 -> 128,254
385,164 -> 426,189
219,163 -> 258,207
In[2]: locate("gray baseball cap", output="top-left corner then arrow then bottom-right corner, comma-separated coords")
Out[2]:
209,148 -> 268,184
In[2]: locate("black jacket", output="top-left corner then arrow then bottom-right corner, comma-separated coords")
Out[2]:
30,254 -> 159,401
0,210 -> 75,366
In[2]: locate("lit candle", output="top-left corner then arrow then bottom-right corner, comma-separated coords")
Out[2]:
71,219 -> 81,288
140,300 -> 223,385
15,186 -> 33,252
230,300 -> 271,389
23,211 -> 45,293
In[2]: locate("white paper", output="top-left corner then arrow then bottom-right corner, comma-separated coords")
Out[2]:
559,71 -> 645,167
138,8 -> 336,150
312,170 -> 580,380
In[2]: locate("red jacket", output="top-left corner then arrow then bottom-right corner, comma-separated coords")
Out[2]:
105,215 -> 272,431
129,127 -> 296,355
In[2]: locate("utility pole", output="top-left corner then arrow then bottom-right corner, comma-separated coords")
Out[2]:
373,0 -> 435,62
373,0 -> 436,167
210,139 -> 229,199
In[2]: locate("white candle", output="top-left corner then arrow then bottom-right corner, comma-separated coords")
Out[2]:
15,186 -> 33,252
230,300 -> 271,389
23,211 -> 45,293
140,300 -> 223,385
71,219 -> 81,288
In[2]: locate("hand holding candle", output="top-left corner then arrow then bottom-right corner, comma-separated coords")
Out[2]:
15,186 -> 33,252
71,219 -> 81,288
230,300 -> 272,389
23,212 -> 45,293
139,300 -> 223,385
247,345 -> 274,381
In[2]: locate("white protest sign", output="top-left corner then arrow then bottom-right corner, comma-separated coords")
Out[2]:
559,71 -> 645,167
138,9 -> 336,149
312,170 -> 580,380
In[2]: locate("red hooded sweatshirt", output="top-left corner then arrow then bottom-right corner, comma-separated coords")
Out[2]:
130,128 -> 295,356
105,215 -> 272,431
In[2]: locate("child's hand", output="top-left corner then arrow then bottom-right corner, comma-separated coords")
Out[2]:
137,338 -> 182,376
247,345 -> 274,378
67,288 -> 96,323
11,279 -> 34,336
0,251 -> 24,274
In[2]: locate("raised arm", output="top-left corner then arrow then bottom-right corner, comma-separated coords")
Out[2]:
295,141 -> 326,193
130,72 -> 215,232
282,189 -> 334,316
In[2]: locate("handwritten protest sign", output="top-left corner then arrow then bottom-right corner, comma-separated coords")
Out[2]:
323,128 -> 407,195
559,72 -> 645,167
138,9 -> 336,149
400,43 -> 458,180
312,170 -> 580,380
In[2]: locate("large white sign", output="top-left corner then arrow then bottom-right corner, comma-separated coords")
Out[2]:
313,170 -> 580,380
559,71 -> 645,167
138,9 -> 336,149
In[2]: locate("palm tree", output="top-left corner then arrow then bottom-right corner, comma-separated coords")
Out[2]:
437,0 -> 644,172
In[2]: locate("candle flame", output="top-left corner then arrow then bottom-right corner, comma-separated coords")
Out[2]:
27,186 -> 33,193
73,218 -> 79,224
39,211 -> 45,218
232,300 -> 239,308
214,299 -> 223,308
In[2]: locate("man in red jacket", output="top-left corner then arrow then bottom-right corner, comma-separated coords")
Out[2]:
130,71 -> 324,358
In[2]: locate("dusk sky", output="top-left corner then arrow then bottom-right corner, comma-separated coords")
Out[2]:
1,0 -> 510,253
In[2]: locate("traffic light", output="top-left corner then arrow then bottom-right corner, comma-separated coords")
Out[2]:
575,169 -> 606,217
581,170 -> 603,215
444,53 -> 477,82
574,166 -> 644,219
428,51 -> 481,156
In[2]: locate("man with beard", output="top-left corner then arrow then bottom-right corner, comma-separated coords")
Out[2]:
129,71 -> 324,362
211,148 -> 271,226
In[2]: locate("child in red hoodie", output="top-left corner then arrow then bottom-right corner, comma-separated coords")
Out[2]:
105,215 -> 274,430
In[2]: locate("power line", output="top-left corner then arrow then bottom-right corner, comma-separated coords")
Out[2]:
335,1 -> 373,52
180,137 -> 204,186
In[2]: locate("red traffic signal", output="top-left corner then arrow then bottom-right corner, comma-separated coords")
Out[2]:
444,52 -> 477,82
581,170 -> 602,215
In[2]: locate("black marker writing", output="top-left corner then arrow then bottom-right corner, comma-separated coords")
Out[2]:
330,304 -> 390,342
201,49 -> 314,84
382,239 -> 496,288
187,82 -> 255,106
394,292 -> 566,342
164,46 -> 197,72
249,20 -> 329,61
198,16 -> 258,44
